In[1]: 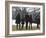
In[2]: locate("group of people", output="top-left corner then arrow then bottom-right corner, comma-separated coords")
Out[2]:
15,9 -> 40,30
15,13 -> 32,30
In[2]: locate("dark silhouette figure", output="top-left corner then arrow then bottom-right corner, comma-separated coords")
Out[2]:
29,15 -> 32,29
21,8 -> 27,29
21,17 -> 25,29
35,13 -> 40,29
36,17 -> 40,29
15,13 -> 20,30
25,13 -> 29,30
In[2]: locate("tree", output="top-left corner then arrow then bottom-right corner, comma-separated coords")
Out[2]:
32,8 -> 40,29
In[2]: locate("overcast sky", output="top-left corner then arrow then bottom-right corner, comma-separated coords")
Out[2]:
12,7 -> 40,13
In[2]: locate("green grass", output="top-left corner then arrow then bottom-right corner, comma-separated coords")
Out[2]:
12,25 -> 40,31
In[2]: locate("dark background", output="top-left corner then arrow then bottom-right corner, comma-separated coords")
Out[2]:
12,7 -> 40,22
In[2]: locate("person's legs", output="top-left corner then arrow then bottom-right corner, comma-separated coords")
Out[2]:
16,24 -> 18,30
31,23 -> 32,29
22,24 -> 24,29
29,23 -> 30,30
19,23 -> 20,30
29,23 -> 32,29
26,22 -> 28,30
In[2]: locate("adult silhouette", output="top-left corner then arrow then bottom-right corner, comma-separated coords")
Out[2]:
29,15 -> 32,29
35,12 -> 40,29
15,13 -> 20,30
25,13 -> 29,30
21,16 -> 25,29
21,8 -> 26,29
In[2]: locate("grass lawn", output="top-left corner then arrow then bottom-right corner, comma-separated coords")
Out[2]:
12,24 -> 40,31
